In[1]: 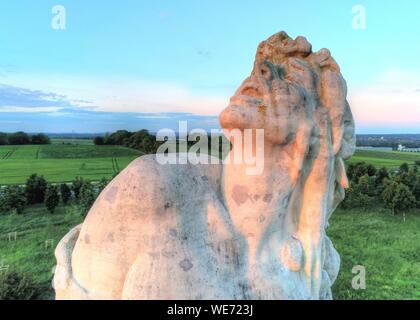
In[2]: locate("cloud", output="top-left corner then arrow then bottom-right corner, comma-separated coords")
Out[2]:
1,74 -> 229,116
0,84 -> 81,111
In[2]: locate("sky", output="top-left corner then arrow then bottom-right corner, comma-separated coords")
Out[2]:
0,0 -> 419,134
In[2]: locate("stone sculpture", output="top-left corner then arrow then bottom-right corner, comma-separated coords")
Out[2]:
54,31 -> 356,300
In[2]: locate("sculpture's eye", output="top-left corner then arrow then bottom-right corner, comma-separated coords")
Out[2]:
241,86 -> 261,99
260,63 -> 273,81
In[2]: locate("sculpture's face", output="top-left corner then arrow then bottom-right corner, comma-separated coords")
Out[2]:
220,60 -> 314,145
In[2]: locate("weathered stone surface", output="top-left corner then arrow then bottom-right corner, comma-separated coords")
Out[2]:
54,31 -> 355,300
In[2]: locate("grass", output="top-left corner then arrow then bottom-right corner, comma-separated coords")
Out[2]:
0,204 -> 418,300
350,149 -> 420,168
0,143 -> 142,185
0,205 -> 84,300
329,208 -> 420,300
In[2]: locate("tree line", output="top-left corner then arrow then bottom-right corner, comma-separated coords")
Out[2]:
94,129 -> 231,158
93,130 -> 161,154
341,162 -> 420,217
0,132 -> 50,145
0,174 -> 110,215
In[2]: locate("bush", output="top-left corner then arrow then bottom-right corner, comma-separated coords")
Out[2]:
399,162 -> 409,173
25,174 -> 47,204
97,178 -> 109,193
0,185 -> 26,214
80,181 -> 96,216
341,183 -> 374,209
44,184 -> 60,213
71,177 -> 85,200
93,136 -> 105,145
60,183 -> 71,204
0,271 -> 43,300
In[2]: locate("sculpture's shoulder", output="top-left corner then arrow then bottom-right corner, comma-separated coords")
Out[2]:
121,152 -> 223,192
90,153 -> 223,215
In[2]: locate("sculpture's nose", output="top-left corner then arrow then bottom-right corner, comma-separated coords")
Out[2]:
219,105 -> 245,130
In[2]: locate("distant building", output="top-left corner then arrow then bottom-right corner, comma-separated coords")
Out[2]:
398,144 -> 420,152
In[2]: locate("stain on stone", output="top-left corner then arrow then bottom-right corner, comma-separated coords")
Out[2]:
105,186 -> 118,203
169,228 -> 178,237
258,104 -> 267,115
201,175 -> 208,181
285,132 -> 295,144
263,193 -> 273,203
179,259 -> 193,271
164,202 -> 172,210
84,234 -> 90,244
253,194 -> 260,201
232,185 -> 249,206
107,233 -> 114,242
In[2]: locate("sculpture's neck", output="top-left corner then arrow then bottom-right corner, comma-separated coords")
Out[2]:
221,140 -> 298,261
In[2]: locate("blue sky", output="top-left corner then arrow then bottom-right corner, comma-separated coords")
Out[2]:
0,0 -> 419,133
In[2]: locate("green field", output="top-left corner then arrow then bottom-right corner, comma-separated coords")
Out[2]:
350,149 -> 420,169
0,205 -> 418,300
0,143 -> 142,185
329,208 -> 420,300
1,143 -> 419,185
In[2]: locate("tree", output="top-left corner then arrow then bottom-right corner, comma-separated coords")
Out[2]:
396,168 -> 418,192
80,181 -> 96,215
0,132 -> 8,145
25,174 -> 47,204
357,174 -> 376,197
341,180 -> 373,209
97,178 -> 109,193
399,163 -> 409,174
382,181 -> 416,215
0,185 -> 26,214
105,130 -> 132,145
8,131 -> 30,145
126,130 -> 158,153
375,167 -> 389,194
45,185 -> 60,213
71,177 -> 85,200
31,133 -> 50,145
60,183 -> 71,204
93,136 -> 105,145
347,162 -> 369,182
366,164 -> 377,177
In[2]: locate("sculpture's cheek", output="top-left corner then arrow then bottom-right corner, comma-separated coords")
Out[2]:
279,238 -> 304,272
